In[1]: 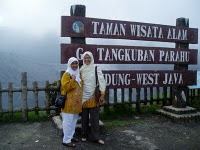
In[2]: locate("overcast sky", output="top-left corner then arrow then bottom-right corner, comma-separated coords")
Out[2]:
0,0 -> 199,63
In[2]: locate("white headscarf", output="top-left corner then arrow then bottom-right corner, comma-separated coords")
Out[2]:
66,57 -> 81,86
80,52 -> 96,103
82,51 -> 95,69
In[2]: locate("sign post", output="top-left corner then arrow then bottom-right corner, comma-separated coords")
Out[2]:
61,44 -> 198,65
61,16 -> 198,44
172,18 -> 190,108
60,5 -> 200,121
70,5 -> 86,67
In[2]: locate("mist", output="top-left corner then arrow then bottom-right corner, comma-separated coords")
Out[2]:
0,0 -> 199,71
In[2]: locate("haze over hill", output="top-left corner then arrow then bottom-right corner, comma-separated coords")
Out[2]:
0,0 -> 200,109
0,27 -> 199,87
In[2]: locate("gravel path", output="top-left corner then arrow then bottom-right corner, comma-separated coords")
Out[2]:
0,114 -> 200,150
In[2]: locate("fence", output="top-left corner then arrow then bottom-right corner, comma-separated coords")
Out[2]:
0,72 -> 60,121
0,72 -> 197,121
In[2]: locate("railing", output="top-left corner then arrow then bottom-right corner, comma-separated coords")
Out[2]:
0,72 -> 60,121
104,87 -> 173,112
0,72 -> 197,121
189,88 -> 200,101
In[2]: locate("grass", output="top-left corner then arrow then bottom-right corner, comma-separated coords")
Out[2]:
103,120 -> 130,127
140,102 -> 162,113
100,104 -> 138,120
0,101 -> 167,124
100,103 -> 162,120
100,103 -> 160,127
0,103 -> 159,125
100,98 -> 200,128
103,119 -> 144,127
189,98 -> 200,110
0,111 -> 48,122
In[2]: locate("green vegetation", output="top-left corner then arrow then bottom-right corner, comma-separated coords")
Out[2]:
103,120 -> 129,127
103,119 -> 144,127
100,104 -> 138,120
189,98 -> 200,110
0,102 -> 162,124
100,103 -> 161,127
140,102 -> 162,113
4,98 -> 200,125
0,111 -> 48,122
100,103 -> 162,120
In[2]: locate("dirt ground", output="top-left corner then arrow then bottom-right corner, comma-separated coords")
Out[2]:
0,114 -> 200,150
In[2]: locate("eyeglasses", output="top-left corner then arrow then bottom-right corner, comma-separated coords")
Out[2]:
71,62 -> 78,65
83,57 -> 91,60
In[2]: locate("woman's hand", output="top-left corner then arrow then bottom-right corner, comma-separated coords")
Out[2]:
99,94 -> 105,102
71,75 -> 76,81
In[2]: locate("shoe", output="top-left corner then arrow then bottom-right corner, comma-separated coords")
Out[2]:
98,139 -> 105,145
62,142 -> 76,147
81,138 -> 87,142
71,137 -> 79,142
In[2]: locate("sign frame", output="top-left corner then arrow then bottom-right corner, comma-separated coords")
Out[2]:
61,16 -> 198,44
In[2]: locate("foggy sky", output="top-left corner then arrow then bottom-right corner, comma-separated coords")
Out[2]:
0,0 -> 199,64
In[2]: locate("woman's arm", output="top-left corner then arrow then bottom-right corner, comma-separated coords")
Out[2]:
97,67 -> 107,101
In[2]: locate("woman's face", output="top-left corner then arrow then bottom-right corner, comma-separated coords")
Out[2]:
70,61 -> 78,71
83,54 -> 91,65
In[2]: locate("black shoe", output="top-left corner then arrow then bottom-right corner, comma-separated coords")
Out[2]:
71,137 -> 79,142
62,142 -> 76,147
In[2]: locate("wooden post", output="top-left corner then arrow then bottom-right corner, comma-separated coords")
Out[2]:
129,88 -> 132,105
55,80 -> 61,114
121,88 -> 124,103
169,87 -> 173,105
21,72 -> 28,121
192,89 -> 194,99
163,87 -> 167,106
156,87 -> 160,104
172,18 -> 189,108
198,89 -> 200,99
70,5 -> 86,43
190,89 -> 193,104
121,88 -> 125,110
33,81 -> 39,116
104,89 -> 109,113
114,88 -> 117,108
45,81 -> 50,116
195,89 -> 198,99
0,83 -> 2,117
70,5 -> 86,66
144,88 -> 147,105
150,87 -> 153,105
186,87 -> 190,106
136,88 -> 140,112
60,5 -> 86,77
192,89 -> 195,99
8,82 -> 13,117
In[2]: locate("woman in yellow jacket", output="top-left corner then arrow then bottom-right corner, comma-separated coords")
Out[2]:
61,57 -> 82,147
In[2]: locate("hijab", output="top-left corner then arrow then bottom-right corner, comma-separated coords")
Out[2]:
66,57 -> 81,86
80,51 -> 97,103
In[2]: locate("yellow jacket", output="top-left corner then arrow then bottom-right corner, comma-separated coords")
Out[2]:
61,72 -> 82,114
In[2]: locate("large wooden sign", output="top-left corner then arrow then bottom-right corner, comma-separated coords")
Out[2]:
61,44 -> 198,64
61,16 -> 198,44
102,70 -> 197,88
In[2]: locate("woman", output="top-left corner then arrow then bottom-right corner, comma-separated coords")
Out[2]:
61,57 -> 82,147
80,51 -> 106,145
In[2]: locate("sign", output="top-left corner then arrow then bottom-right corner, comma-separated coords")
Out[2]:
61,44 -> 198,64
102,70 -> 197,88
61,16 -> 198,44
